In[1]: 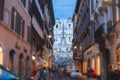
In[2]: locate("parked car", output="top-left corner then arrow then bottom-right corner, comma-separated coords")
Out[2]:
70,69 -> 81,79
0,65 -> 19,80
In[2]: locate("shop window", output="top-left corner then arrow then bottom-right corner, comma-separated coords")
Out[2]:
83,60 -> 87,73
117,47 -> 120,70
8,50 -> 16,73
96,55 -> 100,75
91,57 -> 95,70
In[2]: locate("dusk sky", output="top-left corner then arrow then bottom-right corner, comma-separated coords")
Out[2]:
52,0 -> 77,19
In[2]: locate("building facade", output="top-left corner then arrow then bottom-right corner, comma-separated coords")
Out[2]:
72,0 -> 120,80
53,19 -> 73,66
0,0 -> 55,80
0,0 -> 32,79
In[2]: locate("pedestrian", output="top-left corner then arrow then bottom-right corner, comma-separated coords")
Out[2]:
113,68 -> 120,80
34,65 -> 44,80
93,68 -> 97,79
87,67 -> 93,80
43,67 -> 47,80
31,68 -> 36,80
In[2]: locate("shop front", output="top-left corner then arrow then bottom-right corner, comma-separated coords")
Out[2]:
83,43 -> 101,78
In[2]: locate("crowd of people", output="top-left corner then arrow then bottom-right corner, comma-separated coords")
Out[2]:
87,67 -> 97,80
31,65 -> 67,80
87,67 -> 120,80
31,65 -> 120,80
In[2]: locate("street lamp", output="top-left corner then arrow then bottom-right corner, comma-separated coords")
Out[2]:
80,46 -> 82,51
48,35 -> 52,38
32,55 -> 35,60
0,47 -> 2,52
74,46 -> 77,49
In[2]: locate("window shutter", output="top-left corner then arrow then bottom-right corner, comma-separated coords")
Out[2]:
22,20 -> 25,37
0,0 -> 4,21
15,13 -> 20,34
11,7 -> 15,30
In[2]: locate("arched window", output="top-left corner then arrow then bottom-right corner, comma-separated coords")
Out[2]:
96,55 -> 100,75
83,60 -> 87,73
117,47 -> 120,70
91,57 -> 95,70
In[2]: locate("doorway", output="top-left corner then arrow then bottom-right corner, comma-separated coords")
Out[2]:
0,46 -> 3,65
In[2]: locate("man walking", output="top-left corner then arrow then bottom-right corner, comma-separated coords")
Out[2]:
34,65 -> 44,80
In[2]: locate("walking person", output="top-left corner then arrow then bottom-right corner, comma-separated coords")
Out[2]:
34,65 -> 44,80
87,67 -> 93,80
93,68 -> 97,80
43,67 -> 47,80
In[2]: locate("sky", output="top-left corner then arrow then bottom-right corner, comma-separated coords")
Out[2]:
52,0 -> 77,19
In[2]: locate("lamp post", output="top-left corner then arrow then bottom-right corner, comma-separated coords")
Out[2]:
32,55 -> 36,60
48,35 -> 52,38
74,46 -> 77,49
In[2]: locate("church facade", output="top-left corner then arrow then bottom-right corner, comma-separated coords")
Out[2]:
53,19 -> 73,66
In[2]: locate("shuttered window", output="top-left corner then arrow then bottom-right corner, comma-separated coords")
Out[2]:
28,0 -> 32,16
11,7 -> 17,31
11,7 -> 25,38
0,0 -> 4,21
27,27 -> 31,43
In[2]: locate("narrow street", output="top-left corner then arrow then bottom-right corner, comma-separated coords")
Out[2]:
1,0 -> 120,80
50,74 -> 86,80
